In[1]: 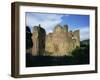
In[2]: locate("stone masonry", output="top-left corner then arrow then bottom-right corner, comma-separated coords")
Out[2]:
32,24 -> 46,56
31,24 -> 80,56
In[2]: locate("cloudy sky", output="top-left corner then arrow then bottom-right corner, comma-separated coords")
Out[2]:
26,12 -> 90,41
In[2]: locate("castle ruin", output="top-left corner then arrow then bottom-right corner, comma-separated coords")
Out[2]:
31,24 -> 80,56
32,24 -> 46,56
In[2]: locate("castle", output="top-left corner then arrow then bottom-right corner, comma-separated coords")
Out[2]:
27,24 -> 80,56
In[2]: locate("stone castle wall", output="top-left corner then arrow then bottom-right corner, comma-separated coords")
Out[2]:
31,24 -> 80,56
32,24 -> 46,56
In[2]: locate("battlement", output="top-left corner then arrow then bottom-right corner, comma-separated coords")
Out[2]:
54,24 -> 68,33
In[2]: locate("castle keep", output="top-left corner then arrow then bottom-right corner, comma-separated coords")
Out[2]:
31,24 -> 80,56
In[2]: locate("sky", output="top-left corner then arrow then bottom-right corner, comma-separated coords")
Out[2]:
26,12 -> 90,41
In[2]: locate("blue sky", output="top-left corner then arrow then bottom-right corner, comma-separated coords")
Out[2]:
26,12 -> 90,41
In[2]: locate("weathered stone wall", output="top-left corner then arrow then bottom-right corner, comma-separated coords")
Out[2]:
32,24 -> 46,56
45,24 -> 80,56
31,24 -> 80,56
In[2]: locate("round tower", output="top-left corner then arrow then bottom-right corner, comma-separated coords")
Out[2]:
63,24 -> 68,32
54,24 -> 63,33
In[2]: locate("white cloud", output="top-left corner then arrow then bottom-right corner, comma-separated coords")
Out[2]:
80,27 -> 89,41
26,13 -> 64,34
26,13 -> 89,41
69,26 -> 89,41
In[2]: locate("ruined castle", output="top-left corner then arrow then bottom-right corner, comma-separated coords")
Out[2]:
28,24 -> 80,56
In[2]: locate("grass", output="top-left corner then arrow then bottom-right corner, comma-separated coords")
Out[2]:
26,43 -> 89,67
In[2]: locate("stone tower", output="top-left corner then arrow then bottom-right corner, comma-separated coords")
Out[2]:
32,24 -> 46,56
63,24 -> 68,32
73,30 -> 80,47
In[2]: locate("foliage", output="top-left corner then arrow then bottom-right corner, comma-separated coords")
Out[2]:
71,44 -> 89,64
26,26 -> 33,49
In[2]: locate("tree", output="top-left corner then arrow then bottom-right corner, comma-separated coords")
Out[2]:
26,26 -> 33,49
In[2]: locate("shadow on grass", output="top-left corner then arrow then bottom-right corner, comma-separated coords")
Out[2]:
26,42 -> 89,67
26,54 -> 75,67
26,45 -> 89,67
